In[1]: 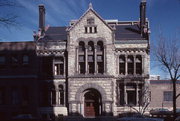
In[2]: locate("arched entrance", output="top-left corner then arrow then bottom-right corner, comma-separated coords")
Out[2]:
84,89 -> 102,117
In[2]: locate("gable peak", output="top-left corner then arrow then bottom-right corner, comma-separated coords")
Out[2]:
88,3 -> 93,10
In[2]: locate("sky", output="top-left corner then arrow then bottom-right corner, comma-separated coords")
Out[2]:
0,0 -> 180,79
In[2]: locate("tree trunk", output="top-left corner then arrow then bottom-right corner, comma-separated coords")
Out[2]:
173,79 -> 177,121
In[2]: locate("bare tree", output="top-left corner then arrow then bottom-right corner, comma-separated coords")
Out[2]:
153,34 -> 180,120
0,0 -> 20,28
130,83 -> 150,116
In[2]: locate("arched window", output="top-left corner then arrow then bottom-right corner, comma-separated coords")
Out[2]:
127,56 -> 134,75
78,40 -> 104,74
119,55 -> 125,75
88,41 -> 94,74
136,55 -> 142,75
58,85 -> 64,105
97,41 -> 103,52
97,41 -> 104,74
51,85 -> 56,105
79,41 -> 85,52
88,41 -> 94,52
78,41 -> 85,74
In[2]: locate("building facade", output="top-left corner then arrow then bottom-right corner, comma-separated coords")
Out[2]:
0,1 -> 151,119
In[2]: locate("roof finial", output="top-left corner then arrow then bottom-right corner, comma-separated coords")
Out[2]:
142,0 -> 146,2
89,3 -> 93,9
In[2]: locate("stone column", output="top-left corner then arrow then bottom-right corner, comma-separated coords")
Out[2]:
94,45 -> 97,74
142,55 -> 145,75
125,55 -> 128,75
63,56 -> 66,76
56,90 -> 59,105
63,88 -> 66,106
85,46 -> 88,74
133,55 -> 136,75
103,47 -> 106,74
76,48 -> 79,73
136,83 -> 139,106
124,82 -> 127,105
117,82 -> 120,105
117,54 -> 119,74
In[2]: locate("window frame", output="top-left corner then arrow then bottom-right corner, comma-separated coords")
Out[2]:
163,91 -> 173,101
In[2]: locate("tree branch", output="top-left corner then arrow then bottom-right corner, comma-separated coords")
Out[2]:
176,93 -> 180,99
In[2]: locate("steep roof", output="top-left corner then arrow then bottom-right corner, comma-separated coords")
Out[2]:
39,24 -> 147,41
114,24 -> 147,40
43,26 -> 67,41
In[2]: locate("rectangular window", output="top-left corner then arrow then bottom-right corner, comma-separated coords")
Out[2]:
88,55 -> 93,62
54,64 -> 64,75
11,54 -> 19,67
97,55 -> 103,62
164,91 -> 173,101
85,27 -> 88,33
54,57 -> 64,76
94,26 -> 97,33
79,62 -> 85,74
12,88 -> 20,105
22,87 -> 29,105
0,87 -> 5,105
0,56 -> 5,64
88,62 -> 94,74
89,27 -> 92,33
0,55 -> 6,69
97,62 -> 104,74
119,84 -> 125,106
22,55 -> 29,65
79,55 -> 85,62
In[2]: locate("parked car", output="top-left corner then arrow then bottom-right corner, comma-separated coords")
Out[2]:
117,117 -> 164,121
150,108 -> 171,115
12,114 -> 38,121
175,116 -> 180,121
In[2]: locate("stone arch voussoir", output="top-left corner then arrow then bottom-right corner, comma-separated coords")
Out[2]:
75,83 -> 107,101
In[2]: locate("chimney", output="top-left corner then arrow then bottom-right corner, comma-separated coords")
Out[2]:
140,0 -> 146,34
39,4 -> 45,33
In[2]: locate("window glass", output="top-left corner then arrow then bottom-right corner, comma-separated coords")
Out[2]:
88,55 -> 93,62
54,57 -> 64,76
23,55 -> 29,65
0,56 -> 5,64
11,54 -> 19,66
164,91 -> 173,101
0,87 -> 5,105
12,88 -> 20,105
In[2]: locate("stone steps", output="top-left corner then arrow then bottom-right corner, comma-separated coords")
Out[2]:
63,116 -> 117,121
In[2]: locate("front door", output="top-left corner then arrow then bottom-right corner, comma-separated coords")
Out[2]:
84,89 -> 101,117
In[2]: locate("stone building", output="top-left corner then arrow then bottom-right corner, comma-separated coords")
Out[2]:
0,1 -> 151,119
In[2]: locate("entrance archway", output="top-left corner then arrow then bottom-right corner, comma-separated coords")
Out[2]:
84,89 -> 102,117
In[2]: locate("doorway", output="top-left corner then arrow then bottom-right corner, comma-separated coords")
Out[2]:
84,89 -> 102,117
